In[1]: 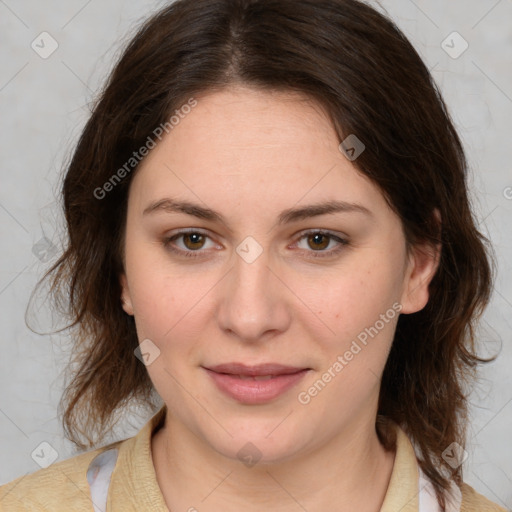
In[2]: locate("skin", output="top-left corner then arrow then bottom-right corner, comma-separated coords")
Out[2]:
120,85 -> 440,512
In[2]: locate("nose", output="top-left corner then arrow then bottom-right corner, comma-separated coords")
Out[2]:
215,247 -> 292,343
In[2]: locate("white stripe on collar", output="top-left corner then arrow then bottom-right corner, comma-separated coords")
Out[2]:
86,448 -> 119,512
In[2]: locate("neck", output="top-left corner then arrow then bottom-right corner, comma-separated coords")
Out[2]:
152,412 -> 396,512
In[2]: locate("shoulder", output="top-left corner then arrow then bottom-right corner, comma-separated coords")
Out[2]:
460,482 -> 508,512
0,441 -> 122,512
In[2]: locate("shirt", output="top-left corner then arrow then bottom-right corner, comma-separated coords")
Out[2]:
0,405 -> 506,511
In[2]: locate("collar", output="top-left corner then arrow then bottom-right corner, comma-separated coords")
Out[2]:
105,405 -> 443,511
108,404 -> 168,511
380,426 -> 420,512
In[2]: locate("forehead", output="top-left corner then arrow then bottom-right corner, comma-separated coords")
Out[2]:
140,85 -> 336,165
174,87 -> 337,158
128,86 -> 387,221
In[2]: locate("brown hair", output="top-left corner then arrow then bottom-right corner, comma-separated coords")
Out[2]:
41,0 -> 495,508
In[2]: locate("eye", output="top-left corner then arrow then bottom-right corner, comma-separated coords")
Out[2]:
294,230 -> 348,258
162,229 -> 349,260
162,229 -> 218,258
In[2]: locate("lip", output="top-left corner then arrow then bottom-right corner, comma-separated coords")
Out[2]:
203,363 -> 310,404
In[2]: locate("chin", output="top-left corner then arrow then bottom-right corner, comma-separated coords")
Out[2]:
199,418 -> 309,466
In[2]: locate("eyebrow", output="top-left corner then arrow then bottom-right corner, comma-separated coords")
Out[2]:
143,198 -> 373,226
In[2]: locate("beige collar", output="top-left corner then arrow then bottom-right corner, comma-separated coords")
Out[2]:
104,405 -> 451,511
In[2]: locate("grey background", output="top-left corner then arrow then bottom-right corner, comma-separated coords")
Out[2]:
0,0 -> 511,508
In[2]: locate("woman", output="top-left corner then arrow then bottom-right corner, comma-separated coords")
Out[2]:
0,0 -> 505,510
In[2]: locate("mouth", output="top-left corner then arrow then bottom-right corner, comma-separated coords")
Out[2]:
202,363 -> 311,404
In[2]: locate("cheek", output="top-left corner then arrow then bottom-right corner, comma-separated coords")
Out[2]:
296,269 -> 400,416
124,240 -> 218,358
123,240 -> 171,338
129,271 -> 206,343
298,260 -> 402,344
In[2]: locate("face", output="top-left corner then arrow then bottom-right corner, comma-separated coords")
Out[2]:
120,86 -> 438,464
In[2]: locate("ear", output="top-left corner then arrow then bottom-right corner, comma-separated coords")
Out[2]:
399,210 -> 442,315
120,273 -> 134,316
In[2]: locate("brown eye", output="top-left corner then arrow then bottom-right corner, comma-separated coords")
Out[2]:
294,230 -> 348,259
162,229 -> 219,259
182,232 -> 206,250
307,233 -> 330,251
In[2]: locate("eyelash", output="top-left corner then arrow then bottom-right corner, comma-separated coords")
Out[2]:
162,229 -> 349,260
